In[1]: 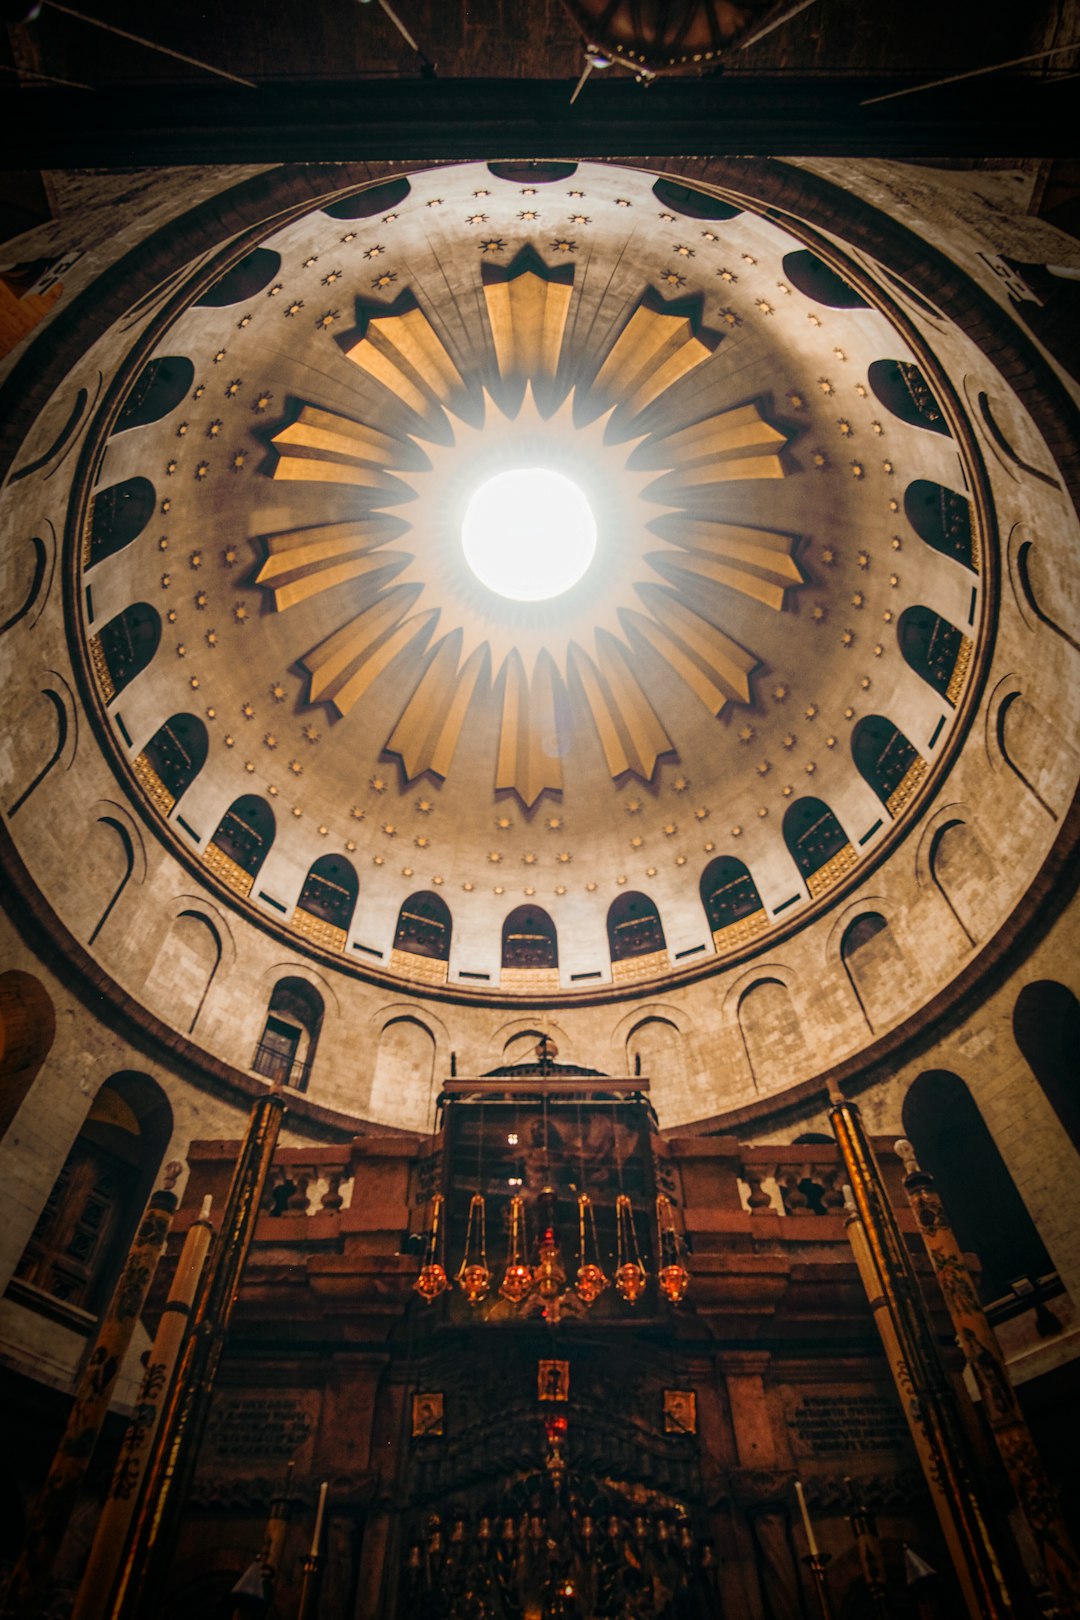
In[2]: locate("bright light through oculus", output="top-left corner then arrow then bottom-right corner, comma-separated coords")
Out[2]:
461,467 -> 597,601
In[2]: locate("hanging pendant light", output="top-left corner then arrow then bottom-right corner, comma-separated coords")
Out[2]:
533,1186 -> 566,1303
500,1194 -> 533,1302
615,1193 -> 648,1304
575,1193 -> 609,1305
413,1193 -> 449,1302
656,1193 -> 691,1304
457,1192 -> 491,1305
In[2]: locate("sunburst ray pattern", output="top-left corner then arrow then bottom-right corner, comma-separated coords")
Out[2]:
254,267 -> 803,807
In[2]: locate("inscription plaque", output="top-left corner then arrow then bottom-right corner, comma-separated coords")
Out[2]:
205,1394 -> 314,1462
787,1392 -> 911,1458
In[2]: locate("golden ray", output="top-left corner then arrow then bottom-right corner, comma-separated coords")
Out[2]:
655,403 -> 787,468
634,586 -> 757,705
592,301 -> 717,416
270,405 -> 406,489
570,634 -> 673,780
496,650 -> 563,806
255,519 -> 408,611
385,634 -> 488,781
484,265 -> 573,385
622,609 -> 737,717
342,303 -> 465,415
299,587 -> 432,715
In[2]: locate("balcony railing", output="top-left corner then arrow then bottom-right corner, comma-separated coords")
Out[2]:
251,1041 -> 311,1091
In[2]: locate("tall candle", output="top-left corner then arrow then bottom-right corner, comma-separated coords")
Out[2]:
310,1481 -> 328,1557
795,1478 -> 819,1557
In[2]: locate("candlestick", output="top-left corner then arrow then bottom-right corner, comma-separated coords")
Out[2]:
802,1552 -> 836,1620
310,1481 -> 328,1557
795,1478 -> 819,1556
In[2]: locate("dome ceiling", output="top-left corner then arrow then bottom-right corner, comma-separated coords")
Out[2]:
74,160 -> 987,995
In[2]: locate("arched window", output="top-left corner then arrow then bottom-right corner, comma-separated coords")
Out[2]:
898,605 -> 969,705
393,891 -> 453,971
13,1072 -> 171,1313
868,359 -> 948,433
205,796 -> 275,896
652,176 -> 740,220
780,249 -> 867,309
93,603 -> 161,700
138,713 -> 208,810
490,161 -> 578,185
253,978 -> 323,1092
196,247 -> 282,307
607,892 -> 666,965
902,1070 -> 1052,1302
501,905 -> 558,971
1013,983 -> 1080,1154
840,912 -> 903,1032
322,178 -> 411,220
114,357 -> 194,433
294,854 -> 359,951
782,797 -> 854,896
904,479 -> 976,570
700,856 -> 765,943
851,714 -> 925,815
87,480 -> 156,568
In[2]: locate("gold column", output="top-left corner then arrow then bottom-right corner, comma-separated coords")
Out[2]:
896,1139 -> 1080,1618
829,1084 -> 1016,1620
70,1197 -> 216,1620
0,1163 -> 182,1620
107,1087 -> 287,1620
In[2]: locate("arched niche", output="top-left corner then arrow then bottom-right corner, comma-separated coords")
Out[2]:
196,247 -> 282,306
206,796 -> 275,895
114,357 -> 194,433
94,602 -> 161,700
253,977 -> 324,1091
1010,533 -> 1079,652
904,479 -> 977,570
13,1071 -> 172,1315
625,1014 -> 690,1122
143,910 -> 222,1035
902,1070 -> 1052,1302
294,854 -> 359,950
782,797 -> 854,897
87,816 -> 136,944
139,713 -> 208,810
867,359 -> 948,433
995,689 -> 1072,819
780,249 -> 867,309
501,905 -> 558,972
393,891 -> 452,969
652,176 -> 740,220
737,978 -> 808,1093
0,971 -> 55,1139
851,714 -> 925,816
0,534 -> 49,637
1013,983 -> 1080,1155
322,178 -> 411,219
927,817 -> 996,945
87,478 -> 156,567
699,855 -> 766,946
898,605 -> 969,705
7,686 -> 71,817
369,1016 -> 437,1129
607,892 -> 667,974
840,913 -> 902,1033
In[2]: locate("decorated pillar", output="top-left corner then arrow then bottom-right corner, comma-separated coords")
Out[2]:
1,1161 -> 182,1620
107,1086 -> 287,1620
896,1139 -> 1080,1618
830,1083 -> 1016,1620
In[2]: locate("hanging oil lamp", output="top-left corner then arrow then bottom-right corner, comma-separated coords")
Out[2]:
614,1193 -> 647,1304
413,1193 -> 449,1302
500,1194 -> 533,1303
575,1193 -> 609,1305
457,1192 -> 491,1305
656,1193 -> 691,1304
533,1187 -> 566,1303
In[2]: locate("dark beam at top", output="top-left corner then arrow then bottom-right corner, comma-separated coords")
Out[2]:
10,75 -> 1075,166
